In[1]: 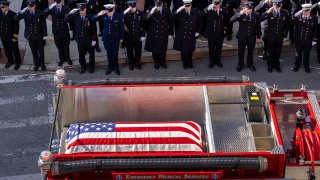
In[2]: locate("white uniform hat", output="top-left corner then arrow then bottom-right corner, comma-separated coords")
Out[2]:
183,0 -> 192,4
301,3 -> 312,11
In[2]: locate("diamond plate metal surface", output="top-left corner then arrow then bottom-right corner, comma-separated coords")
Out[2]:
307,91 -> 320,127
274,103 -> 309,150
207,86 -> 244,104
210,104 -> 254,152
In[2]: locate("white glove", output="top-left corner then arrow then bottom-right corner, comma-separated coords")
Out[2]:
69,8 -> 79,14
318,1 -> 320,6
140,37 -> 146,41
91,41 -> 96,46
312,41 -> 317,46
294,10 -> 302,17
207,4 -> 214,11
195,32 -> 199,37
43,36 -> 48,40
150,6 -> 157,15
21,7 -> 29,14
49,2 -> 57,10
98,10 -> 106,16
176,5 -> 185,13
168,35 -> 173,39
124,7 -> 131,15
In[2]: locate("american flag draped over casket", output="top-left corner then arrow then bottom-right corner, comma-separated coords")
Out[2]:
65,121 -> 203,154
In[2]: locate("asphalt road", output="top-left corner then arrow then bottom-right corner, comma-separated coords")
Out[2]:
0,51 -> 319,179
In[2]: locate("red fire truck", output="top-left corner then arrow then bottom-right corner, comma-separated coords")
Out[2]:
39,71 -> 320,179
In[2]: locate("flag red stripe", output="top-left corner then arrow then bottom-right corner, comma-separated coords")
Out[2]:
66,137 -> 203,150
115,127 -> 201,141
116,121 -> 201,132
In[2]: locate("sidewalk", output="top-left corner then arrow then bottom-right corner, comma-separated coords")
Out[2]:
0,0 -> 295,71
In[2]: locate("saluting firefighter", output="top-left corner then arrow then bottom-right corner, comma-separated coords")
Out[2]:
144,0 -> 174,69
66,3 -> 97,74
202,0 -> 228,68
123,0 -> 145,70
254,0 -> 273,61
222,0 -> 241,41
260,0 -> 289,73
173,0 -> 199,69
230,1 -> 262,72
15,0 -> 47,71
0,1 -> 21,70
292,4 -> 318,73
43,0 -> 73,66
83,0 -> 101,52
94,4 -> 124,75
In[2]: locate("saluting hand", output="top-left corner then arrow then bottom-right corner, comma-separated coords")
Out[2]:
256,38 -> 261,43
98,10 -> 106,16
20,7 -> 29,14
49,2 -> 57,10
69,8 -> 79,14
267,7 -> 274,14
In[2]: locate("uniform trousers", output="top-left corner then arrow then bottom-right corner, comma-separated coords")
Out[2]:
126,39 -> 142,67
208,37 -> 224,64
29,36 -> 45,67
295,42 -> 312,68
1,39 -> 21,65
267,37 -> 283,68
54,31 -> 70,62
78,41 -> 95,69
104,40 -> 120,70
238,38 -> 256,67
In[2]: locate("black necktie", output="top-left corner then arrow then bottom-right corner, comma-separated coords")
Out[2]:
58,8 -> 61,14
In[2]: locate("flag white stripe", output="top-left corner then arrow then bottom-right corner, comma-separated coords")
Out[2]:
116,123 -> 201,140
65,144 -> 203,154
66,131 -> 202,149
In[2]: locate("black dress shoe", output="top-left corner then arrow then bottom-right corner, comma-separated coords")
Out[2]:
115,69 -> 120,75
129,65 -> 134,70
58,61 -> 64,66
136,64 -> 141,70
80,67 -> 86,74
41,65 -> 46,71
216,62 -> 223,68
236,66 -> 242,72
89,67 -> 94,74
275,67 -> 282,73
293,66 -> 299,72
161,63 -> 167,69
33,65 -> 39,71
154,64 -> 160,69
227,35 -> 232,41
105,69 -> 112,75
305,67 -> 311,73
67,60 -> 73,65
209,63 -> 214,68
249,65 -> 256,72
268,67 -> 273,73
5,62 -> 13,69
183,65 -> 188,69
95,46 -> 101,52
262,54 -> 268,61
14,64 -> 20,70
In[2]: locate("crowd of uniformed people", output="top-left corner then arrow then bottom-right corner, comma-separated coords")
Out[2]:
0,0 -> 319,74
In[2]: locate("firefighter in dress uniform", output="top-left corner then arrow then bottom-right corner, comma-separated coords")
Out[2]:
173,0 -> 199,69
292,3 -> 317,73
43,0 -> 73,66
222,0 -> 241,41
311,2 -> 320,64
15,0 -> 47,71
254,0 -> 273,61
230,1 -> 262,72
94,4 -> 124,75
144,0 -> 174,69
260,0 -> 289,73
123,0 -> 145,70
202,0 -> 228,68
84,0 -> 101,52
0,1 -> 21,70
66,3 -> 97,74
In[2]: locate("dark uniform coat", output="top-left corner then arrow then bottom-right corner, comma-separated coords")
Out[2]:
293,14 -> 318,46
43,5 -> 70,34
230,12 -> 262,41
172,8 -> 199,53
15,9 -> 47,41
0,10 -> 19,41
124,10 -> 145,41
144,7 -> 173,53
203,7 -> 228,39
66,13 -> 96,43
260,9 -> 289,40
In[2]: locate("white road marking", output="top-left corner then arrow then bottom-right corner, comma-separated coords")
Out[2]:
0,115 -> 54,129
0,74 -> 52,84
0,93 -> 45,105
